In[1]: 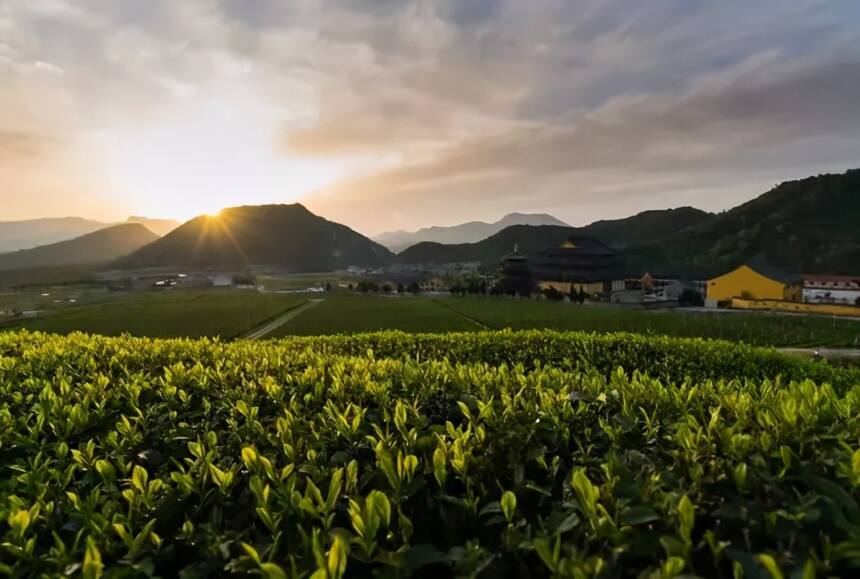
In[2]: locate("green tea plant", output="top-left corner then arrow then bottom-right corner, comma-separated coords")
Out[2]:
0,330 -> 858,577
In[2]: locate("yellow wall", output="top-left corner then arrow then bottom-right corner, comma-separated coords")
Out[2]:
732,298 -> 860,317
539,281 -> 571,293
539,280 -> 606,295
707,265 -> 791,301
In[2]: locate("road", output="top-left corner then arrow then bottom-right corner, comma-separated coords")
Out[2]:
241,299 -> 324,340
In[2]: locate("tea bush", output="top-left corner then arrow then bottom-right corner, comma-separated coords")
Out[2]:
0,330 -> 858,577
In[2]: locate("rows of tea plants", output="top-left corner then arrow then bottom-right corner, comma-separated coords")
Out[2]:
0,330 -> 858,577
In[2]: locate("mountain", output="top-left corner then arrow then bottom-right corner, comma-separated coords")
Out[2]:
125,216 -> 180,237
0,216 -> 180,253
624,169 -> 860,275
0,217 -> 108,253
0,223 -> 160,271
397,208 -> 711,267
375,212 -> 568,252
119,204 -> 393,271
397,169 -> 860,276
577,207 -> 713,249
398,225 -> 579,266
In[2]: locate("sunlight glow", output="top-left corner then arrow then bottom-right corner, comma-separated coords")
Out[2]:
95,91 -> 350,221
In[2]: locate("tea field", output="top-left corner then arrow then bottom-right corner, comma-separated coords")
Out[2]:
1,291 -> 304,339
270,293 -> 479,335
1,329 -> 859,577
267,292 -> 860,348
4,289 -> 860,348
436,298 -> 860,348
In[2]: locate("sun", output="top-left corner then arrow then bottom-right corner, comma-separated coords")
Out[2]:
96,90 -> 350,222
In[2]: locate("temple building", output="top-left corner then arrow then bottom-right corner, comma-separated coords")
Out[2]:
532,235 -> 622,295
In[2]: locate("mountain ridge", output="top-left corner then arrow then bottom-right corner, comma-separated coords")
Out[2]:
118,203 -> 393,272
0,216 -> 179,252
622,168 -> 860,275
396,206 -> 713,268
375,212 -> 568,252
395,169 -> 860,276
0,223 -> 160,272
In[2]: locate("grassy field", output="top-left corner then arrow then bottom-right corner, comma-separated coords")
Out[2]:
256,272 -> 345,291
271,292 -> 480,335
440,297 -> 860,347
2,290 -> 304,338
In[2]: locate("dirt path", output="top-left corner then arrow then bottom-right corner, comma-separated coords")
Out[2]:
241,299 -> 324,340
431,299 -> 492,329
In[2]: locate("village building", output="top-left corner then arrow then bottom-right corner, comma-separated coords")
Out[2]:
802,275 -> 860,305
419,277 -> 449,292
706,264 -> 802,307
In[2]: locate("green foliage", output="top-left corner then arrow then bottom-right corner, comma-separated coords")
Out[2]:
0,329 -> 858,576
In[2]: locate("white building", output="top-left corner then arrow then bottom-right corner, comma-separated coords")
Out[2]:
802,275 -> 860,305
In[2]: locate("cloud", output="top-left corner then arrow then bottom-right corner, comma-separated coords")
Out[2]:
302,56 -> 860,232
1,0 -> 859,231
0,131 -> 63,167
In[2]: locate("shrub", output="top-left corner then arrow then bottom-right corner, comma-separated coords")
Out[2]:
679,288 -> 705,306
542,287 -> 565,302
0,330 -> 857,577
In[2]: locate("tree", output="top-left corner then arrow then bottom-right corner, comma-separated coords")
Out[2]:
543,287 -> 564,302
578,287 -> 588,304
324,282 -> 332,291
396,283 -> 405,294
407,282 -> 421,294
381,283 -> 393,293
356,281 -> 379,293
679,288 -> 704,306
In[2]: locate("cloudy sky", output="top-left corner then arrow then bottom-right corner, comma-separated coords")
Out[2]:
2,0 -> 859,235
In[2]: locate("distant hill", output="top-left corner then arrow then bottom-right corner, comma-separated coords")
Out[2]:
624,169 -> 860,275
577,207 -> 713,249
375,212 -> 568,252
125,216 -> 180,237
0,223 -> 159,271
0,217 -> 108,253
0,216 -> 179,252
397,207 -> 711,267
397,170 -> 860,277
119,204 -> 393,271
397,225 -> 579,266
